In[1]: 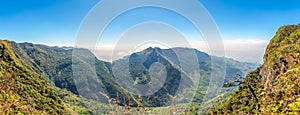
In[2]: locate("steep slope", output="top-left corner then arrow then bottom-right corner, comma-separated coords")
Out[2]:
259,25 -> 300,113
0,40 -> 68,114
212,25 -> 300,114
260,25 -> 300,87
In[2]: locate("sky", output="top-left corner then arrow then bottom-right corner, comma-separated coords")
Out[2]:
0,0 -> 299,63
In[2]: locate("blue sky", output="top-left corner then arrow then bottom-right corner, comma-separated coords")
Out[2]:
0,0 -> 299,62
200,0 -> 300,40
1,0 -> 299,44
0,0 -> 99,45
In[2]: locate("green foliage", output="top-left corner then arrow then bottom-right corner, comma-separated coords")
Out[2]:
260,25 -> 300,114
58,89 -> 93,114
212,67 -> 262,114
0,40 -> 68,114
0,73 -> 41,114
260,67 -> 300,114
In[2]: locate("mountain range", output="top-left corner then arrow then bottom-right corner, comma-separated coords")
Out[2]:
1,39 -> 258,114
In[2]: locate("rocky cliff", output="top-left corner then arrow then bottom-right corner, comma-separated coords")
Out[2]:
212,25 -> 300,114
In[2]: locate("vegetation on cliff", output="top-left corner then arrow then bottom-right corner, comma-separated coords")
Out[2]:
212,25 -> 300,114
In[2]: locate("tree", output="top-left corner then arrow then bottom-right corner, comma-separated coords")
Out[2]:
223,73 -> 258,103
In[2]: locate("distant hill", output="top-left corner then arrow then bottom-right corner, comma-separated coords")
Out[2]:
212,25 -> 300,114
0,40 -> 258,114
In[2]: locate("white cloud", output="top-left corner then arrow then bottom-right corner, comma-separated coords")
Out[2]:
92,39 -> 269,63
223,39 -> 268,63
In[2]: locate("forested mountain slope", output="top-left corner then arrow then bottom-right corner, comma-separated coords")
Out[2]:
0,40 -> 68,114
212,25 -> 300,114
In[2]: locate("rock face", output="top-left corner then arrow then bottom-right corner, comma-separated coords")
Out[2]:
260,25 -> 300,88
0,43 -> 4,59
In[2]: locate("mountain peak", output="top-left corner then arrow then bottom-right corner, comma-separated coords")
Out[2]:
144,47 -> 154,51
144,47 -> 161,51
